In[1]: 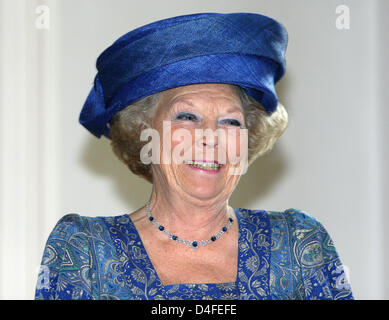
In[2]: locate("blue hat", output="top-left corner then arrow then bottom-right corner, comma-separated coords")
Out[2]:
79,12 -> 288,139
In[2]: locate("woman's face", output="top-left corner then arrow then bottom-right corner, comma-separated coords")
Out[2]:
150,83 -> 247,201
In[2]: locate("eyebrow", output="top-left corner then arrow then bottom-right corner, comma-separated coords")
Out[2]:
171,98 -> 243,113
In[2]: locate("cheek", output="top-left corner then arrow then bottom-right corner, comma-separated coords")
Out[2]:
222,128 -> 247,163
170,125 -> 194,146
165,124 -> 195,163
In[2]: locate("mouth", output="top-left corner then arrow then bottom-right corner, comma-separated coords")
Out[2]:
184,160 -> 223,172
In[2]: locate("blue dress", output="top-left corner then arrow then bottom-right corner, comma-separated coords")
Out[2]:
34,208 -> 353,300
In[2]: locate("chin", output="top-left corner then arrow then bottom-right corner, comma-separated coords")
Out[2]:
183,181 -> 224,200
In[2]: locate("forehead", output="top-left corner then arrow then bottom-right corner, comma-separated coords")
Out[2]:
160,83 -> 241,108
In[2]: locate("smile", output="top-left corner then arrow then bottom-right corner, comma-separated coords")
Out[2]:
184,160 -> 223,171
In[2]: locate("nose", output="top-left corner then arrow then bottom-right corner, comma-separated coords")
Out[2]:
202,139 -> 216,148
197,128 -> 218,149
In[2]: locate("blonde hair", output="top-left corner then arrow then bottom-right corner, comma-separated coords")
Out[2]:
109,86 -> 288,183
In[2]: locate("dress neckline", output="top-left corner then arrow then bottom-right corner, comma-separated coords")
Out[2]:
126,207 -> 243,289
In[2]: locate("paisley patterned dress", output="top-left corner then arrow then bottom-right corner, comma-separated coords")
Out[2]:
34,208 -> 353,300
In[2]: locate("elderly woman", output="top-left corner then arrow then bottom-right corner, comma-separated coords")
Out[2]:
35,13 -> 353,300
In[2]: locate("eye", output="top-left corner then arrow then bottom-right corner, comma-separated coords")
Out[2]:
220,119 -> 242,127
174,112 -> 199,122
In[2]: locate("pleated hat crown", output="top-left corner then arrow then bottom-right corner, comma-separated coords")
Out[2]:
79,12 -> 288,139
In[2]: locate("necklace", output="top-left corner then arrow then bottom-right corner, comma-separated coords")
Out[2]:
145,202 -> 234,250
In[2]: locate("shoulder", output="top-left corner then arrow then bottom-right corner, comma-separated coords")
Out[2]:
44,213 -> 100,248
49,213 -> 87,238
237,207 -> 353,299
39,213 -> 94,266
236,207 -> 336,266
244,207 -> 334,250
48,213 -> 127,238
39,212 -> 125,271
43,213 -> 134,255
236,207 -> 323,231
266,207 -> 322,227
36,213 -> 122,300
264,207 -> 336,260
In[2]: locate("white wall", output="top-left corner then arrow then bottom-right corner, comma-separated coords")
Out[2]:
0,0 -> 387,299
0,0 -> 61,299
377,0 -> 389,300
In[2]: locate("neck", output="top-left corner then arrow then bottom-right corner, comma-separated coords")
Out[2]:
146,184 -> 233,240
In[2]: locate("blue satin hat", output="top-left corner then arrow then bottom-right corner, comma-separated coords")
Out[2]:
79,12 -> 288,139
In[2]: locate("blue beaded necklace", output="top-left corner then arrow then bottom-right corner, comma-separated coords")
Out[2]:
145,202 -> 234,250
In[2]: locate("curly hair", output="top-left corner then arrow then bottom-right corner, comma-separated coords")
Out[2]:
109,86 -> 288,183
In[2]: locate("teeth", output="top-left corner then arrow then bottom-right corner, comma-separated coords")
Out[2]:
185,160 -> 221,170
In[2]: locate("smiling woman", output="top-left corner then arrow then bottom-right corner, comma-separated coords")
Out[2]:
35,12 -> 353,300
